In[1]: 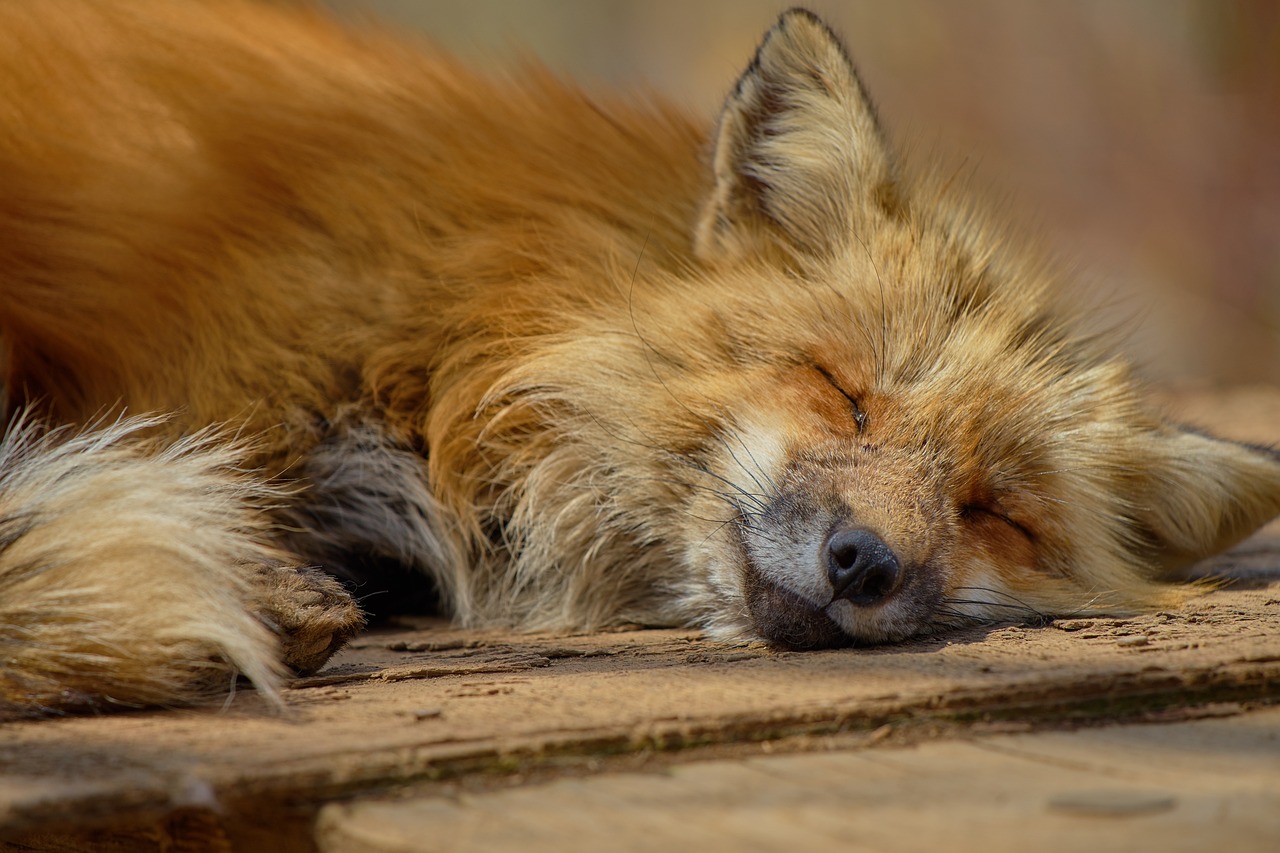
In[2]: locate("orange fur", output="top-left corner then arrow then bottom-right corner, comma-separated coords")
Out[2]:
1,2 -> 1278,715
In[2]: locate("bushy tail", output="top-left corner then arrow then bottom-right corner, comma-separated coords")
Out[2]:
0,415 -> 292,717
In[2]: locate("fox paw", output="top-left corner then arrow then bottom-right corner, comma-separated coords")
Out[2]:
250,562 -> 365,674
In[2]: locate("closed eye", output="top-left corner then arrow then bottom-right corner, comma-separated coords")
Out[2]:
962,504 -> 1036,542
814,365 -> 867,432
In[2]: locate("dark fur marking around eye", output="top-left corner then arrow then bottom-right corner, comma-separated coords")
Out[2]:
814,365 -> 867,432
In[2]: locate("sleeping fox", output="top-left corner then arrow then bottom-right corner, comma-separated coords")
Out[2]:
1,1 -> 1277,717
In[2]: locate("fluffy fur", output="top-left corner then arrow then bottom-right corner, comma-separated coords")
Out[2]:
0,416 -> 358,715
1,2 -> 1278,716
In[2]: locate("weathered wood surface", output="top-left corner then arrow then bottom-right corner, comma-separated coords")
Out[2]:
318,706 -> 1280,853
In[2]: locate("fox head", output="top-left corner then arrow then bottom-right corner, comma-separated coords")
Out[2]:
464,9 -> 1280,643
646,10 -> 1280,646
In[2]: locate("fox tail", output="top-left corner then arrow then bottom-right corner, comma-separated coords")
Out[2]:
0,415 -> 294,717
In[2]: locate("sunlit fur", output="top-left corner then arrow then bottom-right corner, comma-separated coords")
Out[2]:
1,2 -> 1278,714
0,414 -> 365,716
0,417 -> 285,714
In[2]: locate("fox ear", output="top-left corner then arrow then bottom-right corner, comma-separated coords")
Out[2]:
695,9 -> 897,263
1136,427 -> 1280,572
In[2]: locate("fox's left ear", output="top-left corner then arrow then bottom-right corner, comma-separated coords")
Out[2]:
695,9 -> 897,262
1136,427 -> 1280,572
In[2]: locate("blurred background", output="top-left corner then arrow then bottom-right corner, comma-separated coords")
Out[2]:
324,0 -> 1279,387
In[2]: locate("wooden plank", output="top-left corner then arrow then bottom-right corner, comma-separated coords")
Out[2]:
316,707 -> 1280,853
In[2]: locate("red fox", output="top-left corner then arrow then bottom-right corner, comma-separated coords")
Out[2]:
1,2 -> 1278,717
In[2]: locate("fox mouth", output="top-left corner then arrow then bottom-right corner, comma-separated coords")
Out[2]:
741,566 -> 851,650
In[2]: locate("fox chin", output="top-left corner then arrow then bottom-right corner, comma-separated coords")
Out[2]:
1,2 -> 1277,717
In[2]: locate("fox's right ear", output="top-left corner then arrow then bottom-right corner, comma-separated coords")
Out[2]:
695,9 -> 897,263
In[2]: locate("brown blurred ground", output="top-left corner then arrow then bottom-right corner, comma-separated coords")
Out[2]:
325,0 -> 1280,386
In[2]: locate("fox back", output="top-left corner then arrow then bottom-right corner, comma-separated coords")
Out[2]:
1,1 -> 1278,715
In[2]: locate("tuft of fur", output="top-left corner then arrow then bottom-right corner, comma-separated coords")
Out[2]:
0,3 -> 1277,715
0,417 -> 289,716
0,415 -> 364,717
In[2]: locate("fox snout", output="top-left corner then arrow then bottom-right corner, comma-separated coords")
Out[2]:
730,435 -> 956,650
740,497 -> 946,650
744,524 -> 910,650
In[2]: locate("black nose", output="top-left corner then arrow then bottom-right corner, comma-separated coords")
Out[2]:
825,527 -> 900,606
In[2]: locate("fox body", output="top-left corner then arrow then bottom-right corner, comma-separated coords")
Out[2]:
2,2 -> 1278,716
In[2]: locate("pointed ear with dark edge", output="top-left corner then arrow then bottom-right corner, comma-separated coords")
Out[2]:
695,9 -> 898,263
1137,427 -> 1280,572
